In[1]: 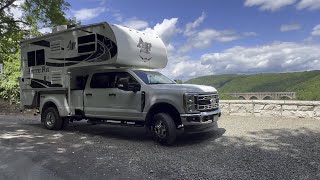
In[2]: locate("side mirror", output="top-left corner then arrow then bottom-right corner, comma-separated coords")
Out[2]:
129,83 -> 141,92
117,78 -> 129,91
117,78 -> 141,92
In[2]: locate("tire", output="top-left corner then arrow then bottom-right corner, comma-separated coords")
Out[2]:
153,113 -> 177,145
41,107 -> 63,130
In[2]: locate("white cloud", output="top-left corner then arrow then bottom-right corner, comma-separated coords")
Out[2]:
72,7 -> 106,22
243,32 -> 258,36
164,42 -> 320,79
311,24 -> 320,36
297,0 -> 320,10
144,18 -> 180,44
160,55 -> 211,80
5,0 -> 25,20
113,13 -> 124,22
39,27 -> 51,34
177,13 -> 243,54
166,43 -> 176,55
280,23 -> 301,32
201,42 -> 320,74
184,12 -> 206,36
244,0 -> 297,11
179,29 -> 240,53
121,18 -> 149,30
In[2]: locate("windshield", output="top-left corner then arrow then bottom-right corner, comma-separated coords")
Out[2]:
133,70 -> 176,85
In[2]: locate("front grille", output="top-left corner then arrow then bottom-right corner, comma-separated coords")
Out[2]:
197,94 -> 219,111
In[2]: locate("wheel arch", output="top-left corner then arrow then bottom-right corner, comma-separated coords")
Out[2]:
40,94 -> 70,117
41,101 -> 58,122
145,102 -> 182,128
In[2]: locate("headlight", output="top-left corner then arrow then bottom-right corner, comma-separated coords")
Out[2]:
184,93 -> 199,113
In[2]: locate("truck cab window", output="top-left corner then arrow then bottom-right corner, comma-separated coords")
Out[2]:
74,75 -> 88,90
90,73 -> 115,88
133,70 -> 175,85
115,72 -> 139,86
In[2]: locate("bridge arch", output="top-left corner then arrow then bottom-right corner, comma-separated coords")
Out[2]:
238,96 -> 246,100
263,96 -> 273,100
249,96 -> 258,100
279,96 -> 292,100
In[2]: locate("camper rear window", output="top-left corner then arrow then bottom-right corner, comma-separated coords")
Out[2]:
27,51 -> 36,67
27,49 -> 45,67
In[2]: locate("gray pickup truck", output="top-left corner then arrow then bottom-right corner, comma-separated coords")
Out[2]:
19,22 -> 221,145
40,68 -> 221,145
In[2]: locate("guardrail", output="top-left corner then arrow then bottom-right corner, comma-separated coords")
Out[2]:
220,100 -> 320,119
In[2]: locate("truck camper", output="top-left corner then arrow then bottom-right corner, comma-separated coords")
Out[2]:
19,22 -> 221,145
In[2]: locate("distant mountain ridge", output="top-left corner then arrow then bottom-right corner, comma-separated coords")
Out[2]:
185,70 -> 320,100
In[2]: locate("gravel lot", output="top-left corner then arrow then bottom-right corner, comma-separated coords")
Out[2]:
0,114 -> 320,180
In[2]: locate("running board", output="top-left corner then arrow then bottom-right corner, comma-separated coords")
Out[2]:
87,119 -> 144,127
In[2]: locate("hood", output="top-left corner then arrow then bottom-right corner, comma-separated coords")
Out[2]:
150,84 -> 218,93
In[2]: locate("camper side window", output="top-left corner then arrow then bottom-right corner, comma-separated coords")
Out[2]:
27,49 -> 45,67
90,73 -> 115,89
77,34 -> 97,54
36,49 -> 45,66
27,51 -> 36,67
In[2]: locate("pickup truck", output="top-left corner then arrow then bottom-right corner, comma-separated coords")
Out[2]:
40,68 -> 221,145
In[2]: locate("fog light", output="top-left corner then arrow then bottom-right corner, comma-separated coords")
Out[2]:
186,117 -> 200,122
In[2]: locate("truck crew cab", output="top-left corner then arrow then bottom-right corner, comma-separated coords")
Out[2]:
19,22 -> 221,145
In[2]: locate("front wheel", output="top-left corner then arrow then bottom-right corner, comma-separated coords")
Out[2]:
41,107 -> 63,130
153,113 -> 177,145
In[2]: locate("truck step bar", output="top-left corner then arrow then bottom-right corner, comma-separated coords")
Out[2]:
87,119 -> 145,127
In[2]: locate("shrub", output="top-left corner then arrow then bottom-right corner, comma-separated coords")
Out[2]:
0,51 -> 21,104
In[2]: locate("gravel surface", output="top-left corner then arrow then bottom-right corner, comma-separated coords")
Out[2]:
0,114 -> 320,180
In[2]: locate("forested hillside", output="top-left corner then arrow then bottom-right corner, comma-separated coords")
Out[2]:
185,70 -> 320,100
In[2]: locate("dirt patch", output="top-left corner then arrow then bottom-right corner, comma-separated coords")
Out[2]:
0,99 -> 33,115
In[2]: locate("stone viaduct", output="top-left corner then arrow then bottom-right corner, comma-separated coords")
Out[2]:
224,92 -> 296,100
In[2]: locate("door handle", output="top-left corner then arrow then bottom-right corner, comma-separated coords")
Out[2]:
109,93 -> 116,96
85,93 -> 92,96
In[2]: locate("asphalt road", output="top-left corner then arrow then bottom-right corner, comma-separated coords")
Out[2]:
0,114 -> 320,180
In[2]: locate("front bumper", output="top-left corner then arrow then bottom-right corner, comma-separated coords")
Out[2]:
179,109 -> 221,134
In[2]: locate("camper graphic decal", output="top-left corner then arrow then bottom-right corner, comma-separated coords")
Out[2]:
67,40 -> 76,50
29,66 -> 50,74
29,78 -> 62,88
137,37 -> 152,62
137,37 -> 152,54
45,33 -> 117,67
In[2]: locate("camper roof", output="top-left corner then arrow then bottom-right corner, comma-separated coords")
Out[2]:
21,22 -> 168,69
21,22 -> 112,44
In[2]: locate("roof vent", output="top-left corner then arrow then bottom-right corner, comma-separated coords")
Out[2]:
52,25 -> 68,33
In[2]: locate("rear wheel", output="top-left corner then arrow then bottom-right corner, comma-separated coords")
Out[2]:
41,107 -> 63,130
153,113 -> 177,145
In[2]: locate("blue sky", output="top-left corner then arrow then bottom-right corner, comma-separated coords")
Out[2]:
66,0 -> 320,79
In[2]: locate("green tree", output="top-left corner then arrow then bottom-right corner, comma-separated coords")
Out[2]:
0,49 -> 20,104
0,0 -> 74,37
0,0 -> 76,103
